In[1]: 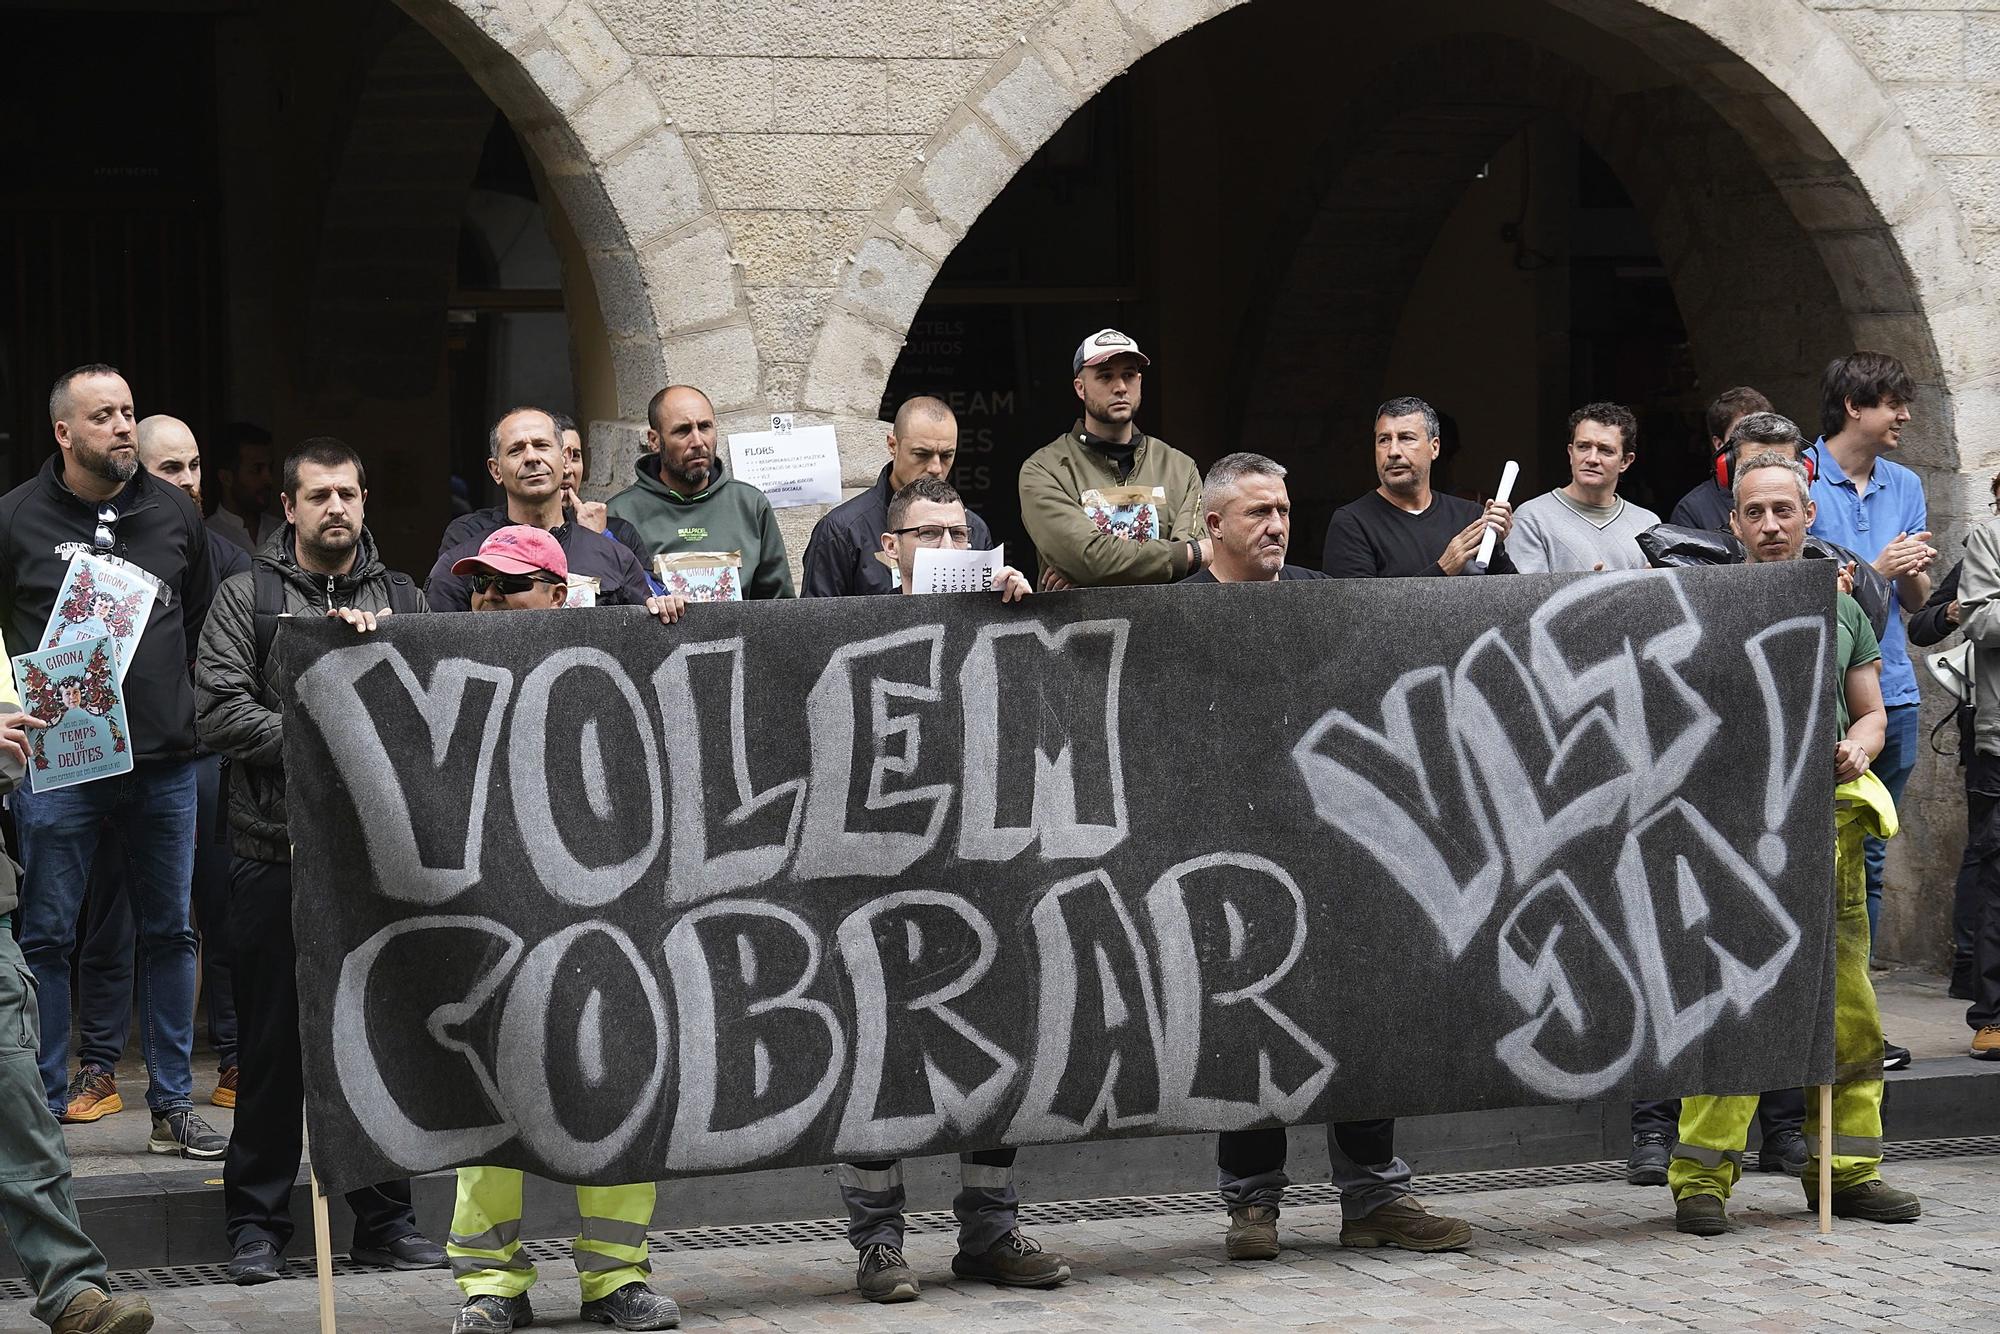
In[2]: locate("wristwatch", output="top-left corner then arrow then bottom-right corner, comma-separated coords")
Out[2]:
1185,539 -> 1204,575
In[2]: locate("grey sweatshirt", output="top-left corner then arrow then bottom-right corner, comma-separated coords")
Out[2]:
1508,490 -> 1660,574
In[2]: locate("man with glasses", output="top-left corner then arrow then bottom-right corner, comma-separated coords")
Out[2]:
834,476 -> 1063,1306
0,364 -> 222,1157
802,395 -> 992,596
440,525 -> 683,1334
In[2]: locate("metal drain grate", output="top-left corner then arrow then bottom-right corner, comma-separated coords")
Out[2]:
6,1135 -> 1993,1303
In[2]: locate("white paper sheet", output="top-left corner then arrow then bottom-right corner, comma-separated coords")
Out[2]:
912,544 -> 1005,595
727,420 -> 842,509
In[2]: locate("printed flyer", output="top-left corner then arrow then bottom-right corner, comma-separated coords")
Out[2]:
11,636 -> 133,791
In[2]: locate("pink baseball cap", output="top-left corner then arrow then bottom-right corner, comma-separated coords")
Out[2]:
451,525 -> 568,580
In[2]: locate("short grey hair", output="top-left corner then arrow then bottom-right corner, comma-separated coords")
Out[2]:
1734,451 -> 1811,506
1726,410 -> 1803,463
488,405 -> 557,459
1375,396 -> 1440,440
1202,452 -> 1288,515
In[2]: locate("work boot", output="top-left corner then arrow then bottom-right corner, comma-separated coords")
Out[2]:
210,1066 -> 239,1109
50,1289 -> 154,1334
1808,1178 -> 1922,1223
62,1065 -> 123,1124
855,1242 -> 920,1302
951,1230 -> 1071,1288
1338,1197 -> 1472,1252
1882,1040 -> 1913,1071
1756,1129 -> 1810,1176
579,1282 -> 680,1330
1971,1025 -> 2000,1060
1225,1204 -> 1280,1261
147,1107 -> 227,1159
1627,1132 -> 1672,1186
1674,1193 -> 1727,1237
452,1294 -> 533,1333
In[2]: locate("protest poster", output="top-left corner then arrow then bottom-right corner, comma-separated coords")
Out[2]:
40,552 -> 156,685
11,637 -> 133,792
653,552 -> 743,602
727,422 -> 842,509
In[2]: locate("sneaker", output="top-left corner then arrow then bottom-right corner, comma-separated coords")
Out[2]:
950,1230 -> 1071,1288
1756,1129 -> 1810,1176
147,1107 -> 227,1160
1674,1193 -> 1727,1237
1883,1041 -> 1913,1071
1627,1132 -> 1672,1186
1225,1204 -> 1280,1260
1972,1025 -> 2000,1061
1808,1178 -> 1922,1223
1338,1197 -> 1472,1252
856,1243 -> 920,1303
579,1282 -> 679,1330
62,1065 -> 123,1124
227,1240 -> 284,1286
211,1066 -> 238,1109
50,1288 -> 154,1334
350,1234 -> 446,1271
452,1294 -> 533,1334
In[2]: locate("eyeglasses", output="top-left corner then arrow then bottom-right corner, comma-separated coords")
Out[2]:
468,572 -> 560,596
891,524 -> 973,548
93,504 -> 121,551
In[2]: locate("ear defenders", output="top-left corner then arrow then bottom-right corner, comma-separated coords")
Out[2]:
1716,440 -> 1818,490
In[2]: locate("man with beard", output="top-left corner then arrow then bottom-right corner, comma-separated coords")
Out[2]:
607,385 -> 793,598
60,416 -> 248,1129
551,410 -> 653,572
426,407 -> 654,610
1322,396 -> 1515,577
0,364 -> 222,1157
206,422 -> 280,552
194,437 -> 446,1284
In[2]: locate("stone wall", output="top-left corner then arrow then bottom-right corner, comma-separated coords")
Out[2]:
393,0 -> 2000,966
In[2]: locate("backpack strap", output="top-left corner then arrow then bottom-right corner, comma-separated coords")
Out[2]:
384,571 -> 424,616
251,562 -> 287,672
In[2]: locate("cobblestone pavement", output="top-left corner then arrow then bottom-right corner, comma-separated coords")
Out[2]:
7,1154 -> 1996,1332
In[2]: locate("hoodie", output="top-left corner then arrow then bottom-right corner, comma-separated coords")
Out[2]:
606,454 -> 793,599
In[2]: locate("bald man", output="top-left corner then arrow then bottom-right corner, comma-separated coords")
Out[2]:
606,384 -> 793,599
802,396 -> 992,596
62,417 -> 249,1128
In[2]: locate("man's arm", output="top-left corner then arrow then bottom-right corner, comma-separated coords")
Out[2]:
800,516 -> 855,598
749,499 -> 795,599
1505,504 -> 1550,574
181,500 -> 216,646
424,549 -> 473,612
1320,506 -> 1379,579
1908,558 -> 1962,648
194,573 -> 283,767
607,540 -> 655,607
1837,660 -> 1887,782
1168,455 -> 1205,544
1018,454 -> 1189,586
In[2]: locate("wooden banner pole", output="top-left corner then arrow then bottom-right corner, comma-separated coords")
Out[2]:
306,1115 -> 339,1332
1818,1083 -> 1834,1236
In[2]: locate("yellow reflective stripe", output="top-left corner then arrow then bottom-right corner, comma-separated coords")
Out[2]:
448,1222 -> 521,1254
450,1252 -> 533,1277
1828,1135 -> 1883,1158
579,1217 -> 651,1252
574,1247 -> 650,1273
1672,1144 -> 1743,1169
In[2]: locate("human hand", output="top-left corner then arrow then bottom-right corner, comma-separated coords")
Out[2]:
993,566 -> 1033,602
1483,497 -> 1514,542
1949,599 -> 1963,626
1837,560 -> 1857,596
0,711 -> 48,767
1873,530 -> 1937,581
328,607 -> 389,634
1039,566 -> 1076,592
1834,738 -> 1872,784
1439,517 -> 1488,575
645,594 -> 687,624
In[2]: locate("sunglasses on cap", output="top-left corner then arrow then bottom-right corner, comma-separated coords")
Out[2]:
468,571 -> 562,597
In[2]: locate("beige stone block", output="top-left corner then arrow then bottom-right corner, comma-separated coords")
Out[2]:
941,0 -> 1068,57
601,130 -> 709,247
887,60 -> 988,134
1826,10 -> 1964,83
1935,386 -> 2000,475
1891,194 -> 1985,311
609,335 -> 671,419
761,360 -> 805,411
662,323 -> 763,410
586,247 -> 655,338
773,59 -> 889,132
691,133 -> 925,210
521,42 -> 590,114
447,0 -> 545,54
1936,156 -> 2000,232
724,210 -> 866,288
886,195 -> 956,262
917,117 -> 1022,233
1846,312 -> 1945,382
1970,15 -> 2000,81
841,234 -> 939,330
593,0 -> 703,58
584,418 -> 651,494
747,287 -> 834,364
832,416 -> 893,489
1895,85 -> 2000,156
977,49 -> 1079,157
685,0 -> 950,58
646,57 -> 775,131
1115,0 -> 1230,46
548,2 -> 633,89
639,222 -> 743,329
572,73 -> 662,163
1774,174 -> 1884,232
802,312 -> 906,416
1816,229 -> 1921,315
1031,0 -> 1140,96
771,503 -> 823,585
1927,299 -> 2000,390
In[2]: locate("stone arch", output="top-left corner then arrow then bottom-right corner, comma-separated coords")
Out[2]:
803,0 -> 1979,517
391,0 -> 761,476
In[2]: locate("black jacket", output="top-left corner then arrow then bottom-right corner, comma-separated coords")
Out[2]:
801,465 -> 994,597
194,525 -> 418,862
438,504 -> 652,575
0,456 -> 214,762
424,509 -> 654,610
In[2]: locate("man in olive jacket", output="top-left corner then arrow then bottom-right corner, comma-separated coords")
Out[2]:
1018,329 -> 1207,588
193,437 -> 444,1286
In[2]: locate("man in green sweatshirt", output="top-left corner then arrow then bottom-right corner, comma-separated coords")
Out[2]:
1018,330 -> 1208,588
606,384 -> 794,599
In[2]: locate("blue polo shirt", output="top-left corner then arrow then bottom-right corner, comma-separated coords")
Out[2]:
1807,441 -> 1926,707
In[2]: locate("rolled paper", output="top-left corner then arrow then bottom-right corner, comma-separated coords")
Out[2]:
1473,459 -> 1520,573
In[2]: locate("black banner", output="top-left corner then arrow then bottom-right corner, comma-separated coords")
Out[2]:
281,564 -> 1838,1195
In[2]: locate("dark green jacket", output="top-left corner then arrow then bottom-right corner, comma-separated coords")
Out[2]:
1018,423 -> 1204,586
606,455 -> 794,599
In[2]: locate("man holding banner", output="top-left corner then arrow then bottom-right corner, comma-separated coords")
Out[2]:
1669,447 -> 1922,1234
832,477 -> 1069,1305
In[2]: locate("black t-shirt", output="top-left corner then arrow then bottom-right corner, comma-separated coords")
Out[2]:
1180,564 -> 1329,584
1320,490 -> 1514,578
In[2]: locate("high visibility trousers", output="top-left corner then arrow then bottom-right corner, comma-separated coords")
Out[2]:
447,1166 -> 655,1302
1670,817 -> 1886,1202
838,1149 -> 1017,1255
